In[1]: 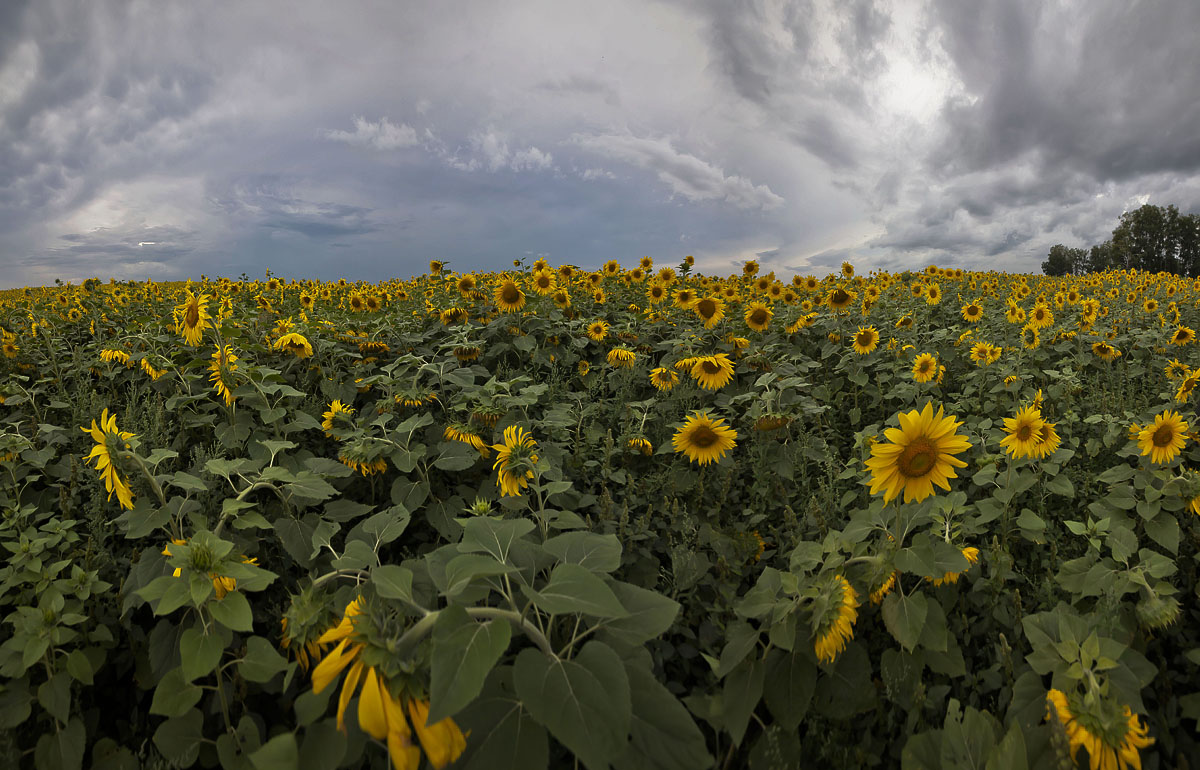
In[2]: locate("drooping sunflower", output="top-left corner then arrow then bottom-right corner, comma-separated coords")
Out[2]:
444,424 -> 490,457
671,411 -> 738,466
1171,325 -> 1195,345
491,426 -> 538,497
322,401 -> 357,439
1137,410 -> 1188,464
1000,405 -> 1045,459
743,302 -> 772,332
494,278 -> 526,313
850,326 -> 880,354
895,315 -> 913,329
100,349 -> 132,366
865,401 -> 972,504
911,353 -> 938,383
649,367 -> 679,391
81,409 -> 136,510
689,353 -> 736,391
174,290 -> 212,346
209,344 -> 239,406
1045,689 -> 1153,770
274,332 -> 314,359
1164,358 -> 1189,380
627,437 -> 653,455
813,575 -> 858,664
930,546 -> 980,586
693,296 -> 725,329
586,320 -> 609,341
1176,372 -> 1200,403
607,347 -> 636,368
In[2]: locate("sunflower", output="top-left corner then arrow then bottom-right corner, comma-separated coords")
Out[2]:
492,426 -> 538,497
690,353 -> 735,391
174,291 -> 212,346
586,321 -> 609,341
813,575 -> 858,664
322,400 -> 357,439
969,341 -> 1001,366
960,302 -> 983,323
1137,410 -> 1188,464
671,411 -> 738,466
349,294 -> 367,312
1091,341 -> 1121,362
826,287 -> 856,311
578,361 -> 591,377
274,332 -> 314,358
627,437 -> 653,455
1,339 -> 17,358
865,402 -> 972,504
693,296 -> 725,329
1171,325 -> 1195,345
1045,689 -> 1153,770
494,279 -> 526,313
1000,406 -> 1045,459
1175,373 -> 1199,403
649,367 -> 678,391
209,344 -> 239,406
924,283 -> 942,304
607,347 -> 636,368
453,345 -> 482,362
551,289 -> 571,309
1020,325 -> 1040,350
743,302 -> 772,332
444,424 -> 490,457
911,353 -> 938,383
895,315 -> 913,329
868,571 -> 898,605
743,260 -> 759,276
531,270 -> 556,295
1029,421 -> 1060,460
646,283 -> 668,304
930,546 -> 980,586
1028,303 -> 1053,329
1164,358 -> 1189,380
140,358 -> 167,380
850,326 -> 879,354
81,409 -> 136,510
312,600 -> 466,769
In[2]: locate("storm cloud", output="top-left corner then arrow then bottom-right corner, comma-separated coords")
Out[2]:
1,0 -> 1198,287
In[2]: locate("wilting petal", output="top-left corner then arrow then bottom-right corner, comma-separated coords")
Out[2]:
336,659 -> 365,733
357,667 -> 389,740
311,638 -> 355,694
407,699 -> 467,769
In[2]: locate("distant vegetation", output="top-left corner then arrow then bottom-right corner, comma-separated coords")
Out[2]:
1043,204 -> 1200,276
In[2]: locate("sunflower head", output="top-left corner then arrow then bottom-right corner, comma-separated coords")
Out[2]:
1137,410 -> 1188,465
851,326 -> 880,354
672,411 -> 738,466
864,401 -> 972,504
492,426 -> 539,496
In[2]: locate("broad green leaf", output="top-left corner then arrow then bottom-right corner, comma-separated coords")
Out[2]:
615,662 -> 713,770
443,554 -> 518,598
35,716 -> 85,770
209,591 -> 254,632
240,636 -> 290,683
596,583 -> 680,648
762,649 -> 817,730
544,532 -> 623,573
37,671 -> 71,723
250,733 -> 299,770
459,668 -> 549,770
523,564 -> 628,619
881,592 -> 928,652
722,658 -> 764,746
153,709 -> 204,769
429,605 -> 512,722
150,667 -> 203,717
179,626 -> 226,681
513,642 -> 631,770
459,517 -> 537,564
372,565 -> 416,603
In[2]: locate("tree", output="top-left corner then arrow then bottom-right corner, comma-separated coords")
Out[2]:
1042,244 -> 1075,276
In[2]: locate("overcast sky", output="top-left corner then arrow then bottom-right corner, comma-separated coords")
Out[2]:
2,0 -> 1199,287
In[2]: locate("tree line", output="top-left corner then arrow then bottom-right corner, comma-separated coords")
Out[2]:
1042,203 -> 1200,276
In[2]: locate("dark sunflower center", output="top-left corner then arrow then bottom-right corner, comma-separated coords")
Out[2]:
856,332 -> 872,346
832,290 -> 849,304
690,426 -> 718,448
701,361 -> 720,375
1152,425 -> 1175,447
537,276 -> 550,288
897,438 -> 936,478
917,361 -> 932,373
184,303 -> 200,327
697,300 -> 717,317
1016,424 -> 1034,442
750,310 -> 768,325
501,284 -> 521,304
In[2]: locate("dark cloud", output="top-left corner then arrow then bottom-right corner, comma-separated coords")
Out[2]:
210,181 -> 376,239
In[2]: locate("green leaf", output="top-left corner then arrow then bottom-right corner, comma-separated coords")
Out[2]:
37,671 -> 71,723
1043,474 -> 1073,498
371,565 -> 416,603
1096,464 -> 1135,484
298,721 -> 347,770
241,636 -> 290,683
597,582 -> 680,649
443,554 -> 518,598
459,668 -> 549,770
716,621 -> 759,678
250,733 -> 299,770
179,626 -> 226,681
35,716 -> 86,770
150,667 -> 203,718
434,441 -> 483,471
616,662 -> 713,770
429,605 -> 512,722
1144,513 -> 1180,553
209,591 -> 254,632
286,472 -> 338,503
0,677 -> 33,729
762,649 -> 817,730
513,642 -> 631,770
544,532 -> 623,573
812,642 -> 875,718
523,564 -> 629,619
722,658 -> 765,746
168,472 -> 209,493
322,499 -> 373,522
881,592 -> 928,652
459,517 -> 537,564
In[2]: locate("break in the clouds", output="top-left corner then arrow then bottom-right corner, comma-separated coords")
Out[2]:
2,0 -> 1199,287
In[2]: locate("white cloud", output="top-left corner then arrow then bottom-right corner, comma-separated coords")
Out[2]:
324,116 -> 420,151
574,132 -> 784,210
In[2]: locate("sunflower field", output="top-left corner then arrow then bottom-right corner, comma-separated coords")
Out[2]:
1,259 -> 1199,770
